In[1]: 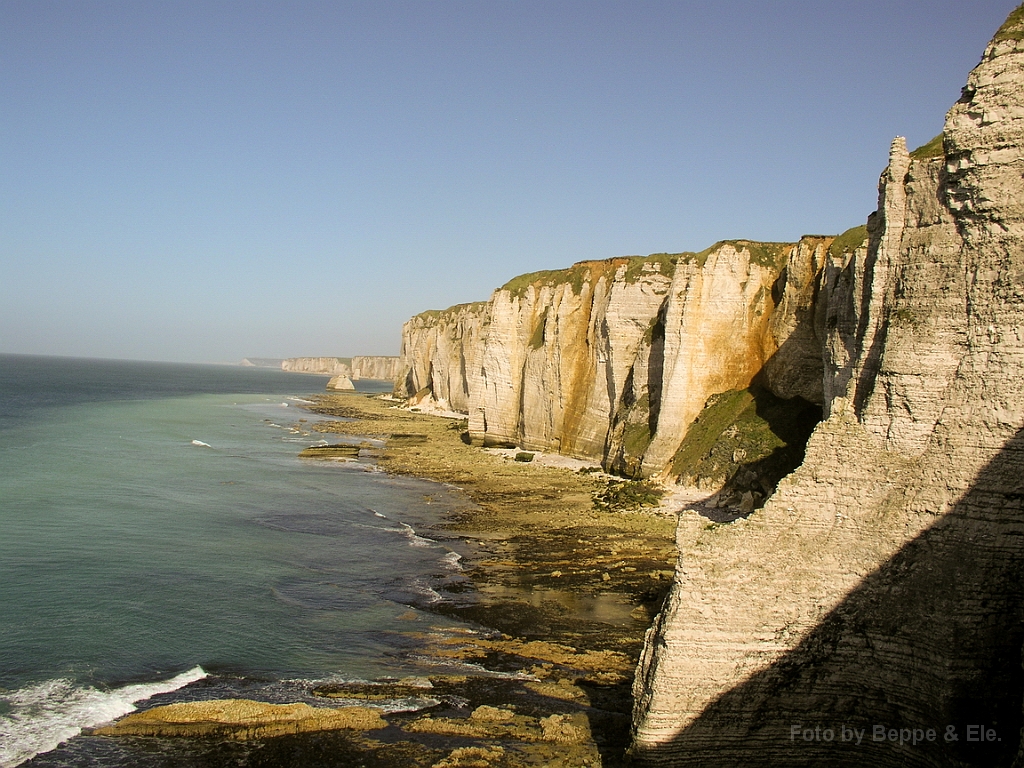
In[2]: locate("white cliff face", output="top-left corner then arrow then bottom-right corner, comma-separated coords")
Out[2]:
468,258 -> 674,456
762,237 -> 830,404
282,357 -> 352,375
395,302 -> 488,412
402,242 -> 829,476
282,356 -> 400,380
350,356 -> 402,381
638,243 -> 790,476
632,10 -> 1024,766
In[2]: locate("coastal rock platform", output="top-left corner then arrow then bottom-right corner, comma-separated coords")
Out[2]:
90,699 -> 386,739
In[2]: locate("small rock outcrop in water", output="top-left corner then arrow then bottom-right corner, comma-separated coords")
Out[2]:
632,7 -> 1024,766
90,699 -> 386,739
326,374 -> 356,391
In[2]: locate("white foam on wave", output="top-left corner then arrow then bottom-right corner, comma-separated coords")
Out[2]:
442,550 -> 463,571
190,439 -> 211,448
398,522 -> 438,548
0,666 -> 207,768
410,578 -> 443,604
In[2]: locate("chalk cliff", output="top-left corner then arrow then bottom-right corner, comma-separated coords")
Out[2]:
395,302 -> 488,412
282,356 -> 400,380
283,357 -> 352,375
632,7 -> 1024,766
350,356 -> 403,381
397,241 -> 829,487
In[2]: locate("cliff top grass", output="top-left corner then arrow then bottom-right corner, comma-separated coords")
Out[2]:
690,239 -> 793,270
827,224 -> 869,260
413,301 -> 488,322
910,133 -> 945,160
498,241 -> 799,300
994,4 -> 1024,42
499,252 -> 682,298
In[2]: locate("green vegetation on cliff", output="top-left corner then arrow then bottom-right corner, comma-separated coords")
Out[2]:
910,133 -> 944,160
413,301 -> 488,322
499,242 -> 795,300
621,393 -> 654,458
827,225 -> 869,260
691,240 -> 792,270
621,252 -> 680,283
500,252 -> 680,298
669,385 -> 821,508
994,4 -> 1024,41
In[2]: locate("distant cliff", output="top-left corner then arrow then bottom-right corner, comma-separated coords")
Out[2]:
632,7 -> 1024,766
282,356 -> 400,380
397,239 -> 828,491
240,357 -> 285,368
283,357 -> 352,375
350,356 -> 403,381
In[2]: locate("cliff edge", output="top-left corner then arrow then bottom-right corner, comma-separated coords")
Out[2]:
396,239 -> 829,497
632,7 -> 1024,766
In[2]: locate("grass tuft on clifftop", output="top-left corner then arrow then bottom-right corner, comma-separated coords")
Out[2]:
413,301 -> 488,322
499,253 -> 681,299
669,385 -> 821,510
827,225 -> 868,260
910,133 -> 945,160
691,240 -> 792,270
994,4 -> 1024,41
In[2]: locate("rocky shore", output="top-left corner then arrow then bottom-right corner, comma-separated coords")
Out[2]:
87,392 -> 678,767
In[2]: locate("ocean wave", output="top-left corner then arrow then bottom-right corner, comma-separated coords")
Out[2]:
0,666 -> 207,768
409,577 -> 444,604
397,522 -> 438,548
442,551 -> 464,571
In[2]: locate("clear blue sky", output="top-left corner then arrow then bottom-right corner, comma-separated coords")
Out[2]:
0,1 -> 1017,363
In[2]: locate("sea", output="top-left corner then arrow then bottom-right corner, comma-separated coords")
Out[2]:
0,354 -> 476,767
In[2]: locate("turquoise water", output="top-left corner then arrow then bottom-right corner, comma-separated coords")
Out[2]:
0,355 -> 471,766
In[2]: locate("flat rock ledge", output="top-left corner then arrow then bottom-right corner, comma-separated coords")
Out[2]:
89,699 -> 386,740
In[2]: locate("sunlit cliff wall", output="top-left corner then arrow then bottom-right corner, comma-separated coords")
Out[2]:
632,7 -> 1024,766
396,239 -> 830,478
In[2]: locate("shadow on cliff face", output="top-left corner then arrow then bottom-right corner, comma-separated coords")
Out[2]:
666,379 -> 821,518
634,429 -> 1024,767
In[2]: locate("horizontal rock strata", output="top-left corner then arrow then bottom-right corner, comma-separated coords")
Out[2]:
631,8 -> 1024,766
